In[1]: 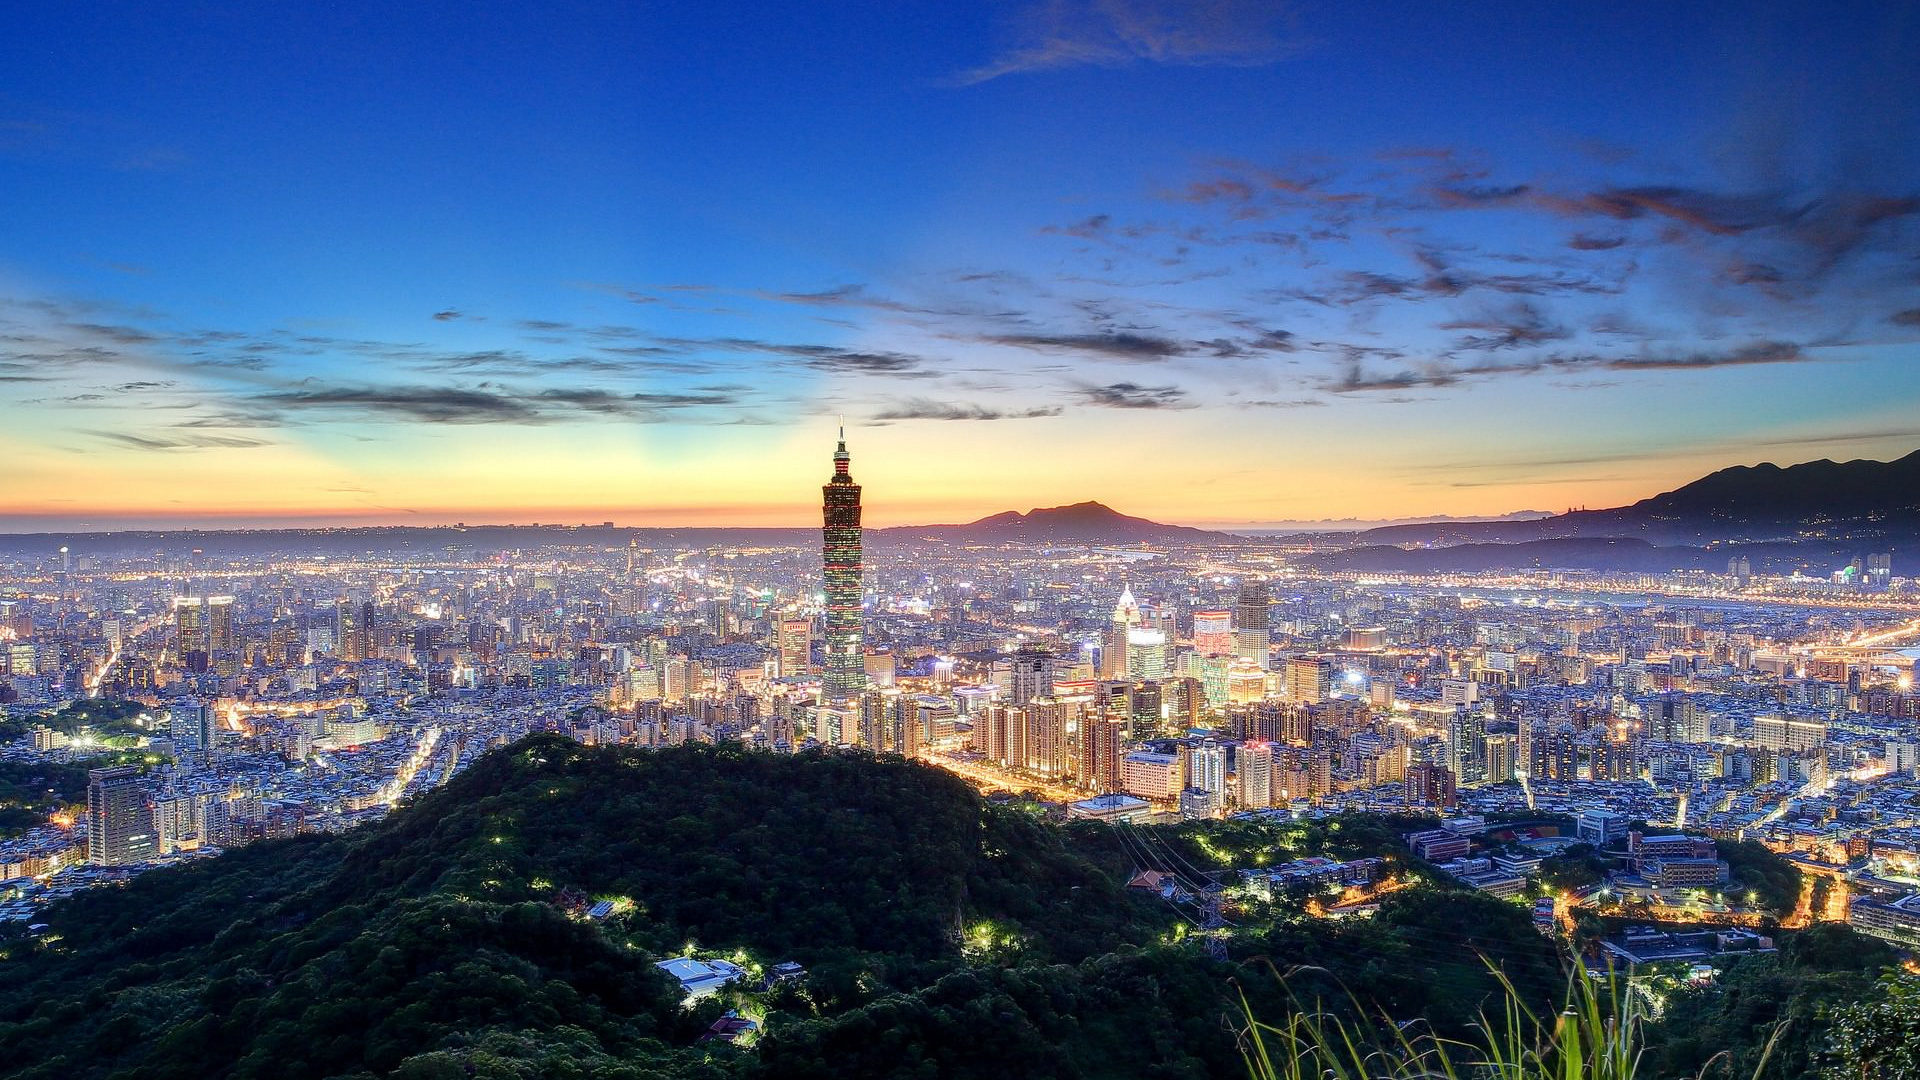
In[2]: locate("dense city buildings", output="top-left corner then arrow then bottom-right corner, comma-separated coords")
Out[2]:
4,459 -> 1920,942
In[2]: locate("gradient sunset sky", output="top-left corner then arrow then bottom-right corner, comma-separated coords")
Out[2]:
2,1 -> 1917,531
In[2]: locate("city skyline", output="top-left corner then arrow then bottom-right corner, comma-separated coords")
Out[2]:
8,8 -> 1920,1078
4,2 -> 1918,531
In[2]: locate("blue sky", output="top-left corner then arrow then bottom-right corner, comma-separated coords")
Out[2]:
1,1 -> 1916,529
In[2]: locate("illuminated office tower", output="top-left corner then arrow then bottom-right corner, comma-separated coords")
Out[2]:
775,617 -> 812,678
1123,680 -> 1162,739
173,597 -> 206,655
1193,610 -> 1233,656
87,765 -> 155,866
1234,580 -> 1269,666
1101,584 -> 1139,678
1195,654 -> 1231,709
207,595 -> 235,652
336,600 -> 363,662
820,427 -> 866,704
1125,627 -> 1168,680
1285,656 -> 1330,703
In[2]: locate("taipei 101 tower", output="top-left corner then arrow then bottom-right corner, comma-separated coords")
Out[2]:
821,426 -> 866,703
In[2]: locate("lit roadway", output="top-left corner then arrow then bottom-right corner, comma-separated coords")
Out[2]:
921,751 -> 1091,803
1799,617 -> 1920,669
86,612 -> 168,698
1339,572 -> 1920,613
374,724 -> 442,805
220,697 -> 363,732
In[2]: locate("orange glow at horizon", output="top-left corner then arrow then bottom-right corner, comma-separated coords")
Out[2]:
6,408 -> 1918,532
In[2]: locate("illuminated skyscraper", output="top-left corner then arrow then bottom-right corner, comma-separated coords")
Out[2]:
1101,584 -> 1139,678
1125,627 -> 1168,680
207,595 -> 235,652
173,597 -> 202,646
1193,610 -> 1233,656
1235,580 -> 1270,666
821,427 -> 866,703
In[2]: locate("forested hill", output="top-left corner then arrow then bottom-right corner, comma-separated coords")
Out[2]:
0,736 -> 1594,1080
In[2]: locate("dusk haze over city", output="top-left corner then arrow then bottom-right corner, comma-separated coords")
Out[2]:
4,4 -> 1920,1080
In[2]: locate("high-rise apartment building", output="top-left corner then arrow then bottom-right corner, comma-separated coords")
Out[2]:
1236,742 -> 1274,809
87,766 -> 155,866
1188,740 -> 1227,795
821,428 -> 866,703
1868,553 -> 1893,589
775,617 -> 812,679
1449,707 -> 1487,784
1010,645 -> 1055,705
1404,762 -> 1457,809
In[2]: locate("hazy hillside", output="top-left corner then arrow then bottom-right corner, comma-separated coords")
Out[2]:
879,501 -> 1229,545
1344,450 -> 1920,549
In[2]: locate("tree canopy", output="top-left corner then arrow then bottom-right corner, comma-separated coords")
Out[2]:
0,734 -> 1873,1080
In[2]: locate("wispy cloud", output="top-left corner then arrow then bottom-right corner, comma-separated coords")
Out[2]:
980,330 -> 1189,360
85,430 -> 272,451
1329,341 -> 1822,393
954,0 -> 1301,85
247,383 -> 744,425
253,385 -> 547,424
1077,381 -> 1191,408
870,397 -> 1064,421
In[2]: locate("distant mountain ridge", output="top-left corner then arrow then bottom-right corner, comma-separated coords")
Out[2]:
879,500 -> 1226,544
1347,449 -> 1920,548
